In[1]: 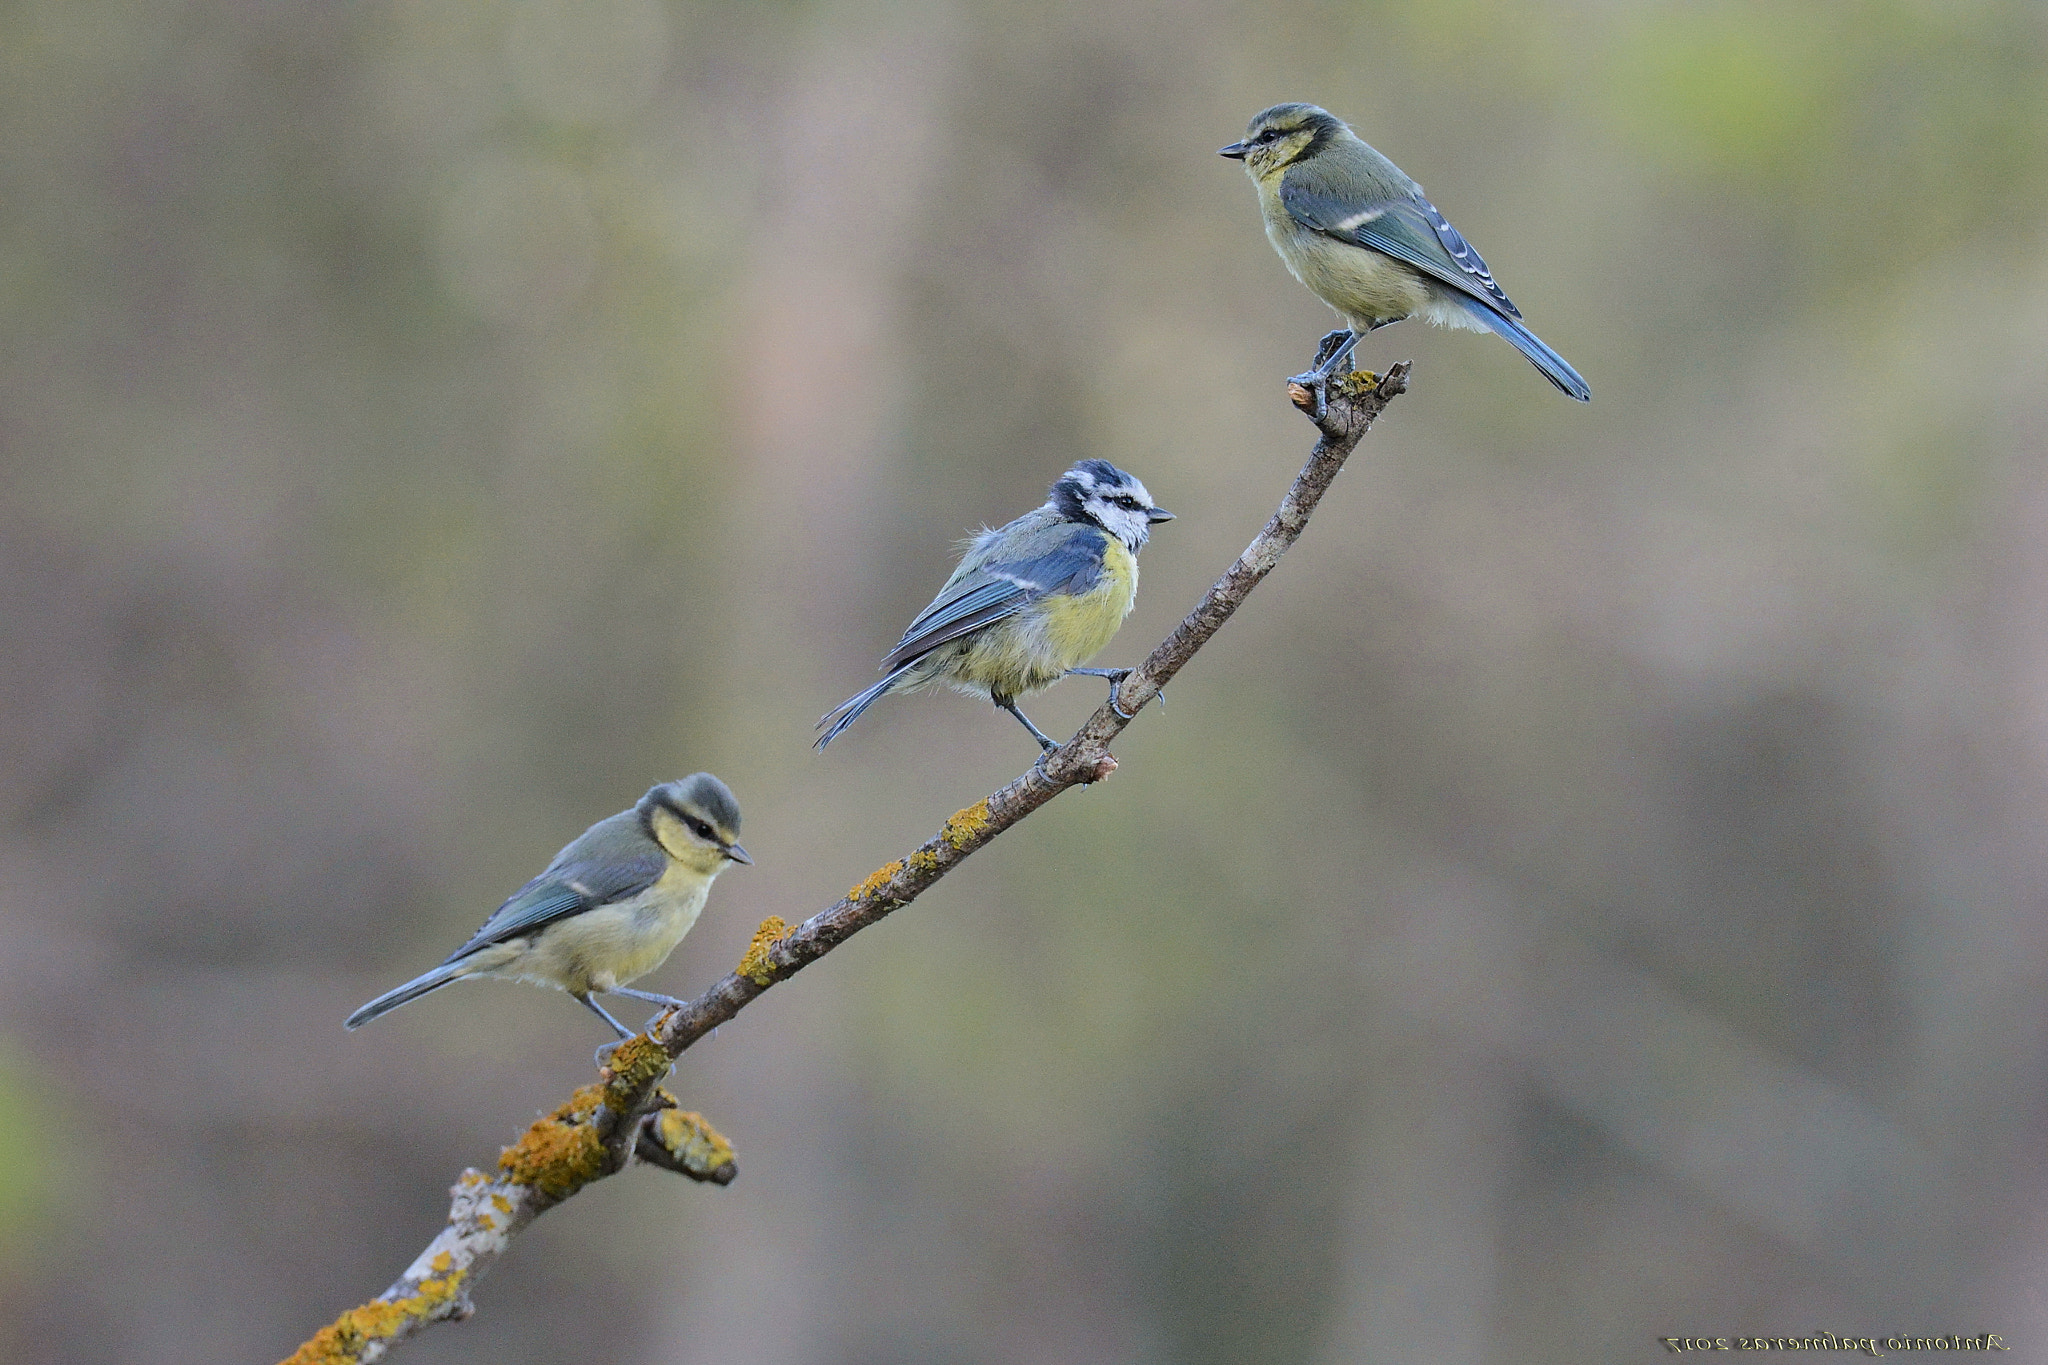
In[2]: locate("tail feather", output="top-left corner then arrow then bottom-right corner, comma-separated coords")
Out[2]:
815,665 -> 916,750
345,961 -> 470,1029
1462,297 -> 1591,401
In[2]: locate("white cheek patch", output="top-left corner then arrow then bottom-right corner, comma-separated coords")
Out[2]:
1102,510 -> 1149,550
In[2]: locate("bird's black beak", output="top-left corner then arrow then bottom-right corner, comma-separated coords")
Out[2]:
1218,142 -> 1249,160
724,843 -> 753,866
1147,507 -> 1176,523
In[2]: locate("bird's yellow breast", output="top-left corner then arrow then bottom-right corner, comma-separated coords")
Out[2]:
513,862 -> 713,994
946,538 -> 1139,698
1039,538 -> 1137,665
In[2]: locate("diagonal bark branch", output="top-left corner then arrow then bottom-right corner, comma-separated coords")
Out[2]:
281,364 -> 1409,1365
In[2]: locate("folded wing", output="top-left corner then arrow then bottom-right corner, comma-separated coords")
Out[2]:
443,843 -> 667,962
880,525 -> 1109,671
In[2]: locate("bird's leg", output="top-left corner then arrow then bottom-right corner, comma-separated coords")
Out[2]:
607,985 -> 687,1009
1320,330 -> 1363,374
1066,666 -> 1162,719
1310,328 -> 1353,369
994,693 -> 1059,752
607,984 -> 691,1032
1289,329 -> 1361,419
575,991 -> 635,1038
576,991 -> 634,1065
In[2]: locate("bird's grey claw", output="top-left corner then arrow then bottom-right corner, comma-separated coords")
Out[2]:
1311,329 -> 1352,368
1067,666 -> 1147,719
1288,370 -> 1331,420
594,1040 -> 622,1066
1105,671 -> 1138,720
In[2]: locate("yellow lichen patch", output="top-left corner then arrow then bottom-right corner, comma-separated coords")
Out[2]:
279,1254 -> 469,1364
940,798 -> 994,851
737,916 -> 792,987
1336,368 -> 1380,396
848,859 -> 905,903
653,1108 -> 738,1180
490,1193 -> 513,1215
906,848 -> 940,875
496,1083 -> 609,1199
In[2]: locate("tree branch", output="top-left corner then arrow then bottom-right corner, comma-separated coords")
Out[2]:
280,364 -> 1410,1365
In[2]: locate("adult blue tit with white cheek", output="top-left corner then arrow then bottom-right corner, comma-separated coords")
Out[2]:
817,459 -> 1174,754
345,775 -> 750,1052
1221,103 -> 1590,414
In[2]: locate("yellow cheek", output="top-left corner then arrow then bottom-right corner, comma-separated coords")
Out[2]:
647,807 -> 729,876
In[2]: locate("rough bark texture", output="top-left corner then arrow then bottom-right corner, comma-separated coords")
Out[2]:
281,364 -> 1409,1365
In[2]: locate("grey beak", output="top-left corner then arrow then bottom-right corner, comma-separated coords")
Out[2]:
1218,142 -> 1249,159
725,843 -> 753,866
1147,507 -> 1175,523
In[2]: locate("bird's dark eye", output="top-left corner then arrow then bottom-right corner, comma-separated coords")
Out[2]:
1255,129 -> 1278,144
685,816 -> 713,840
1115,496 -> 1142,510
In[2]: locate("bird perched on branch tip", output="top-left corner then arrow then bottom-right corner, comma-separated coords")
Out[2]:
1221,102 -> 1589,413
817,459 -> 1173,754
345,775 -> 749,1057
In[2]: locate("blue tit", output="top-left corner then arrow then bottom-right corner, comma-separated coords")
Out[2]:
345,775 -> 750,1041
1221,103 -> 1590,411
817,459 -> 1173,753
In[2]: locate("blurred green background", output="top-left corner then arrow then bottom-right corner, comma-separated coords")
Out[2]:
3,0 -> 2047,1361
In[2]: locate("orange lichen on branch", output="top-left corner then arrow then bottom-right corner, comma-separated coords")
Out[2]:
278,1252 -> 468,1365
496,1084 -> 608,1200
940,798 -> 994,851
600,1034 -> 673,1098
737,916 -> 793,986
848,859 -> 906,903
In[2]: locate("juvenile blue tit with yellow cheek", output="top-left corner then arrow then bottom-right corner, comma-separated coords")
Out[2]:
1222,103 -> 1589,412
345,775 -> 750,1043
817,459 -> 1173,753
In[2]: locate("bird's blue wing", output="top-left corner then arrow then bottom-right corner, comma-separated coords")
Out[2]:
880,526 -> 1108,671
442,850 -> 667,963
1282,179 -> 1522,319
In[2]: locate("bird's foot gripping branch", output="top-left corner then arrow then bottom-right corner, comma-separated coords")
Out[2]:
281,363 -> 1409,1365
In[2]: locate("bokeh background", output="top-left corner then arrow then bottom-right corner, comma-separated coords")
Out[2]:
3,0 -> 2047,1361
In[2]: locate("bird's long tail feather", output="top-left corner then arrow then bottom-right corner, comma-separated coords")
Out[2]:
1461,297 -> 1591,401
815,664 -> 917,750
345,961 -> 470,1029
